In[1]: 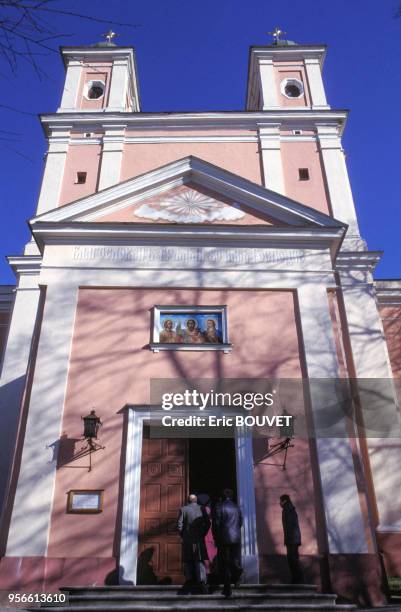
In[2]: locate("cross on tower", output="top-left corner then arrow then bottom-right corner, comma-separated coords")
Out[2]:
103,30 -> 117,44
268,27 -> 286,44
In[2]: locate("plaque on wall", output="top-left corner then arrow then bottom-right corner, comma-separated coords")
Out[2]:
150,305 -> 232,353
67,490 -> 104,514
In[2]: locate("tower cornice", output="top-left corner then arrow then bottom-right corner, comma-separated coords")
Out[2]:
39,109 -> 349,136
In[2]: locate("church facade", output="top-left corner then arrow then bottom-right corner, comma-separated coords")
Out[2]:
0,38 -> 400,607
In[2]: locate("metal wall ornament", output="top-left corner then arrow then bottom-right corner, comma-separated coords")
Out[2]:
81,409 -> 105,472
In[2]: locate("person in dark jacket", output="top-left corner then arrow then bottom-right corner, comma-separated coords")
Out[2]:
178,494 -> 210,593
280,494 -> 304,584
213,488 -> 243,597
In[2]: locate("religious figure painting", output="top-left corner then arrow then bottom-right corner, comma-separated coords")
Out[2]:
158,312 -> 224,345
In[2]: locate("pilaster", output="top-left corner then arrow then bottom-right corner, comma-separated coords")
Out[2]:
6,283 -> 78,556
259,60 -> 279,109
107,60 -> 129,112
304,58 -> 329,109
258,125 -> 285,194
337,254 -> 401,533
317,125 -> 360,239
58,60 -> 82,112
0,259 -> 41,520
297,283 -> 369,554
98,128 -> 125,191
36,137 -> 69,215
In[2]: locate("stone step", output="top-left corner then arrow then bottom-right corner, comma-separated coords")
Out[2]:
66,592 -> 338,607
35,605 -> 356,612
60,584 -> 319,597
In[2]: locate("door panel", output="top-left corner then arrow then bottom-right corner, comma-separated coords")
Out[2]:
138,426 -> 187,584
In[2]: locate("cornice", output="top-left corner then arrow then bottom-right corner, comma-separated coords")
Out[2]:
375,280 -> 401,306
6,255 -> 42,276
335,251 -> 383,272
40,109 -> 348,136
31,221 -> 345,256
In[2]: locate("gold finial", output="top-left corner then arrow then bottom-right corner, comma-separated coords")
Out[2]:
268,27 -> 286,44
103,30 -> 117,44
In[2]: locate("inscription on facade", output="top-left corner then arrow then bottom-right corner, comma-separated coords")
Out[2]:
72,245 -> 306,267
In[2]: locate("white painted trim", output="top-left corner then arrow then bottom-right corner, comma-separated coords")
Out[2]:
59,60 -> 82,112
83,80 -> 105,101
119,407 -> 259,585
304,59 -> 329,109
339,280 -> 401,530
41,110 -> 348,137
0,275 -> 40,515
317,125 -> 360,235
258,126 -> 285,194
119,408 -> 145,585
235,424 -> 259,582
35,142 -> 68,215
297,283 -> 370,554
280,78 -> 304,100
6,284 -> 79,556
152,304 -> 229,348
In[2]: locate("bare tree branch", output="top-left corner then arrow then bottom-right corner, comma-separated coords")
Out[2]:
0,0 -> 140,75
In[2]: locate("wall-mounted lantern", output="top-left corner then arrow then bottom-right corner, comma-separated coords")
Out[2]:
82,409 -> 102,441
81,409 -> 104,471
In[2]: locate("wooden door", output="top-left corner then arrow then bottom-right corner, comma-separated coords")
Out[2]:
137,427 -> 187,585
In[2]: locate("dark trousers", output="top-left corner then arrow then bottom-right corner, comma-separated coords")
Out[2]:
286,544 -> 304,584
219,543 -> 242,592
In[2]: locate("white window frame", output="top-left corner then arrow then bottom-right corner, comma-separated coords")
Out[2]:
84,79 -> 106,100
150,304 -> 232,353
280,77 -> 304,99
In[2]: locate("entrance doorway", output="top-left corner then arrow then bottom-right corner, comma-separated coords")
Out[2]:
137,430 -> 237,585
188,437 -> 237,503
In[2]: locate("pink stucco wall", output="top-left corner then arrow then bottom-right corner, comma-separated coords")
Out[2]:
120,142 -> 262,185
47,288 -> 304,560
59,144 -> 101,206
281,141 -> 331,214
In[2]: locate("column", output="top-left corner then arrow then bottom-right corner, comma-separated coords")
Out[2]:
36,139 -> 69,215
0,274 -> 40,517
58,60 -> 82,112
6,284 -> 78,556
98,128 -> 125,191
317,125 -> 360,240
339,274 -> 401,532
297,283 -> 369,554
258,125 -> 285,194
304,59 -> 329,109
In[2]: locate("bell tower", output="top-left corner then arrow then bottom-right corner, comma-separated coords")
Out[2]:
58,36 -> 140,113
246,31 -> 329,111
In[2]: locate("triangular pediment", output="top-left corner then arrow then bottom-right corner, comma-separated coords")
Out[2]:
30,156 -> 345,231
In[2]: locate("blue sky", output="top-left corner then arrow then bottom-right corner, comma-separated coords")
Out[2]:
0,0 -> 400,284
